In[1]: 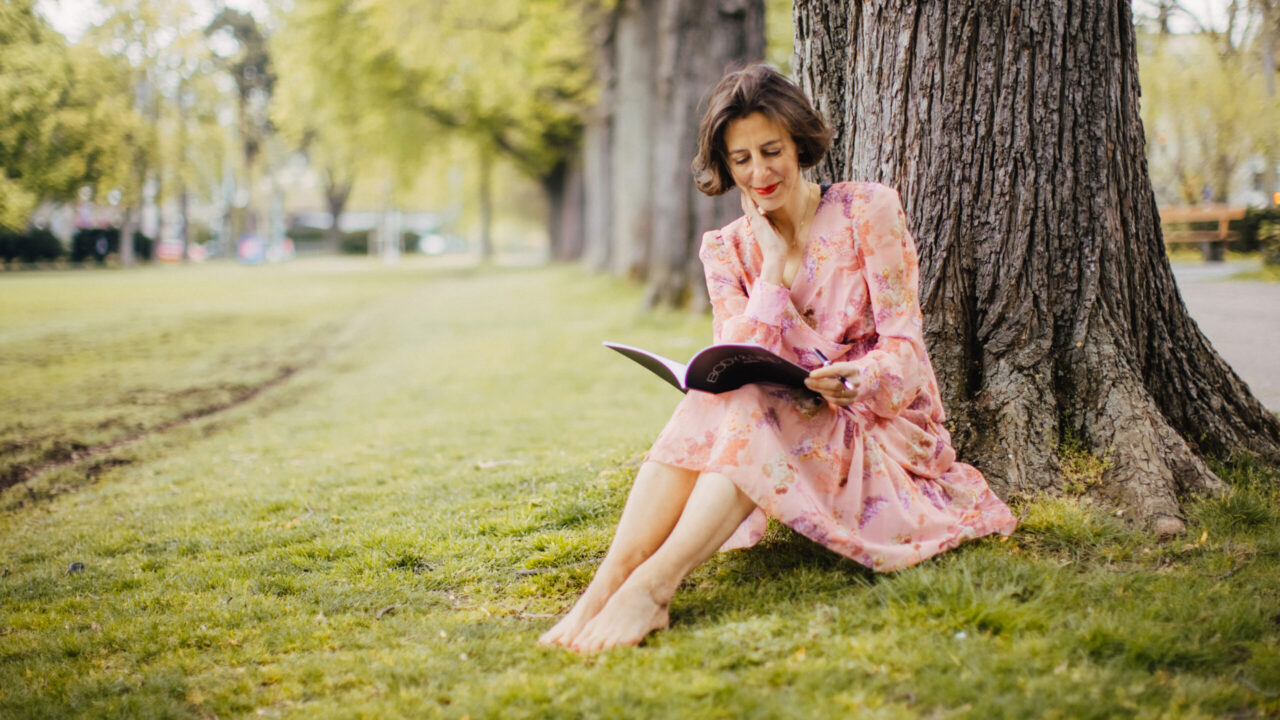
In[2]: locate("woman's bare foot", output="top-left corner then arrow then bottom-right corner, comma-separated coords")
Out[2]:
538,564 -> 633,648
568,579 -> 670,653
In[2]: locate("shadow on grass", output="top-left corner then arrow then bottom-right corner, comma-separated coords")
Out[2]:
667,524 -> 878,628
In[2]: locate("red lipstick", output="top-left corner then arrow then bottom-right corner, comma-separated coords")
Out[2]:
755,183 -> 780,196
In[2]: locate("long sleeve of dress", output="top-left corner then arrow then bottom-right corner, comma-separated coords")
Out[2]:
847,188 -> 927,419
699,229 -> 790,352
700,227 -> 848,364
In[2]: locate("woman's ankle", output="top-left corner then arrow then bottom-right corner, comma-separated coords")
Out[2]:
621,565 -> 677,608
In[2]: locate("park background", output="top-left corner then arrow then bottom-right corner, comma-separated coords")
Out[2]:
2,0 -> 1280,718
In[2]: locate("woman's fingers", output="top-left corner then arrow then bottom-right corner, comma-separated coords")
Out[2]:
805,366 -> 862,407
808,362 -> 859,379
804,376 -> 847,393
804,376 -> 859,405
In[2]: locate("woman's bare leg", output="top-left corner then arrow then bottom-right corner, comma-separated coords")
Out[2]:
569,471 -> 756,653
538,461 -> 698,648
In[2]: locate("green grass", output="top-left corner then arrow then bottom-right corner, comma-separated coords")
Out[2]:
1,258 -> 1278,719
1165,248 -> 1257,264
1231,264 -> 1280,282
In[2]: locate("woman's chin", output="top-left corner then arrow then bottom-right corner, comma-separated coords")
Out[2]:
753,195 -> 786,214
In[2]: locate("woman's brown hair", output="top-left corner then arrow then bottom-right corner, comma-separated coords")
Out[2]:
692,64 -> 832,197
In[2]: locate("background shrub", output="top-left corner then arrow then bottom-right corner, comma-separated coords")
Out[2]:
339,230 -> 369,254
71,229 -> 154,264
0,229 -> 64,265
1234,206 -> 1280,254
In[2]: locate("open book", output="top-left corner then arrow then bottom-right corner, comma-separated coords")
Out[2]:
603,341 -> 813,394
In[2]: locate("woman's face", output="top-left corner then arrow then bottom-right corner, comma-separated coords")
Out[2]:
723,111 -> 802,214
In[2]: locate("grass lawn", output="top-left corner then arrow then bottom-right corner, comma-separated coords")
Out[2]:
1,258 -> 1277,719
1232,264 -> 1280,282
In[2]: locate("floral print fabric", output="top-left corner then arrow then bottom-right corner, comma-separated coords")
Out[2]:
646,182 -> 1017,571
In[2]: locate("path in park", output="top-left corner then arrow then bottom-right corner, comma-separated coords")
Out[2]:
1172,261 -> 1280,412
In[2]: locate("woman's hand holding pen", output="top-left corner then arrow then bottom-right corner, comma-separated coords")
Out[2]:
806,351 -> 862,407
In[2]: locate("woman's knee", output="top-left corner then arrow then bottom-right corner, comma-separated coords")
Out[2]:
635,460 -> 699,488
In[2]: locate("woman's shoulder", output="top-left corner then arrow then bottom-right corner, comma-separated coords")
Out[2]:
825,181 -> 901,207
822,182 -> 906,231
703,214 -> 751,246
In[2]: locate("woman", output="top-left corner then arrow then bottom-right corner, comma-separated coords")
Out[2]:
540,65 -> 1017,654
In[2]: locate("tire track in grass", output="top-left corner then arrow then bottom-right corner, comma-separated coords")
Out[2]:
2,304 -> 376,496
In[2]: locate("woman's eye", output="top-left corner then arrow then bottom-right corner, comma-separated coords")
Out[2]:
763,150 -> 780,157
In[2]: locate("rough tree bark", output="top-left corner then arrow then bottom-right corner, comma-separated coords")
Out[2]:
645,0 -> 766,310
794,0 -> 1280,533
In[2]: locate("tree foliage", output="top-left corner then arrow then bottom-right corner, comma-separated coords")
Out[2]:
273,0 -> 593,192
1136,4 -> 1280,204
0,0 -> 146,230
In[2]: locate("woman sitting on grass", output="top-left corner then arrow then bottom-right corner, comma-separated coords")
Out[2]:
540,64 -> 1017,653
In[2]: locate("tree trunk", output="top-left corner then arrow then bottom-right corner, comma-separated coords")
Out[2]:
1259,0 -> 1278,205
323,172 -> 352,255
119,206 -> 138,268
645,0 -> 766,311
478,148 -> 494,263
609,0 -> 660,279
178,187 -> 190,262
795,0 -> 1280,532
545,158 -> 586,262
119,159 -> 145,268
582,8 -> 618,272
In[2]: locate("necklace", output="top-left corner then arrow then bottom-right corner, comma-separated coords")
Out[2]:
789,181 -> 820,249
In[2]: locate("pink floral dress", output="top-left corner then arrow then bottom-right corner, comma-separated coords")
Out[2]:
646,182 -> 1017,571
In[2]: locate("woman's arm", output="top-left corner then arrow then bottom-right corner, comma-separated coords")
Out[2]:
807,186 -> 925,417
700,228 -> 791,353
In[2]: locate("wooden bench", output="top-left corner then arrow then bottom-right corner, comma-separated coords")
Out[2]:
1158,204 -> 1245,262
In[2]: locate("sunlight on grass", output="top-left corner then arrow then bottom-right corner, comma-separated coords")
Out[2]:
0,259 -> 1277,718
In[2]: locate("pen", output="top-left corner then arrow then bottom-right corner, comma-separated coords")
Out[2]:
812,348 -> 854,391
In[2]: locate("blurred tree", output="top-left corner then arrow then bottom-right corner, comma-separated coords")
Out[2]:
84,0 -> 229,264
1248,0 -> 1280,203
207,8 -> 274,242
273,0 -> 594,261
1135,1 -> 1280,205
580,0 -> 765,307
1140,33 -> 1277,204
645,0 -> 766,308
373,0 -> 595,261
271,0 -> 383,253
0,0 -> 143,232
764,0 -> 794,72
795,2 -> 1280,532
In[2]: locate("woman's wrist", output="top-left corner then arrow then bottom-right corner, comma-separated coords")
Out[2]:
759,259 -> 785,286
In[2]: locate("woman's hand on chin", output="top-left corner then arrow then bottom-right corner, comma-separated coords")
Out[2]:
806,362 -> 862,406
741,190 -> 787,283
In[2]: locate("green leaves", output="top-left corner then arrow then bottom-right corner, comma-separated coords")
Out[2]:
272,0 -> 594,189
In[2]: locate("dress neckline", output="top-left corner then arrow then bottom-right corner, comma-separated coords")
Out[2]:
783,182 -> 833,291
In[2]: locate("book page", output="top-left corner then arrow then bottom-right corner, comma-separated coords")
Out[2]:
602,342 -> 690,392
